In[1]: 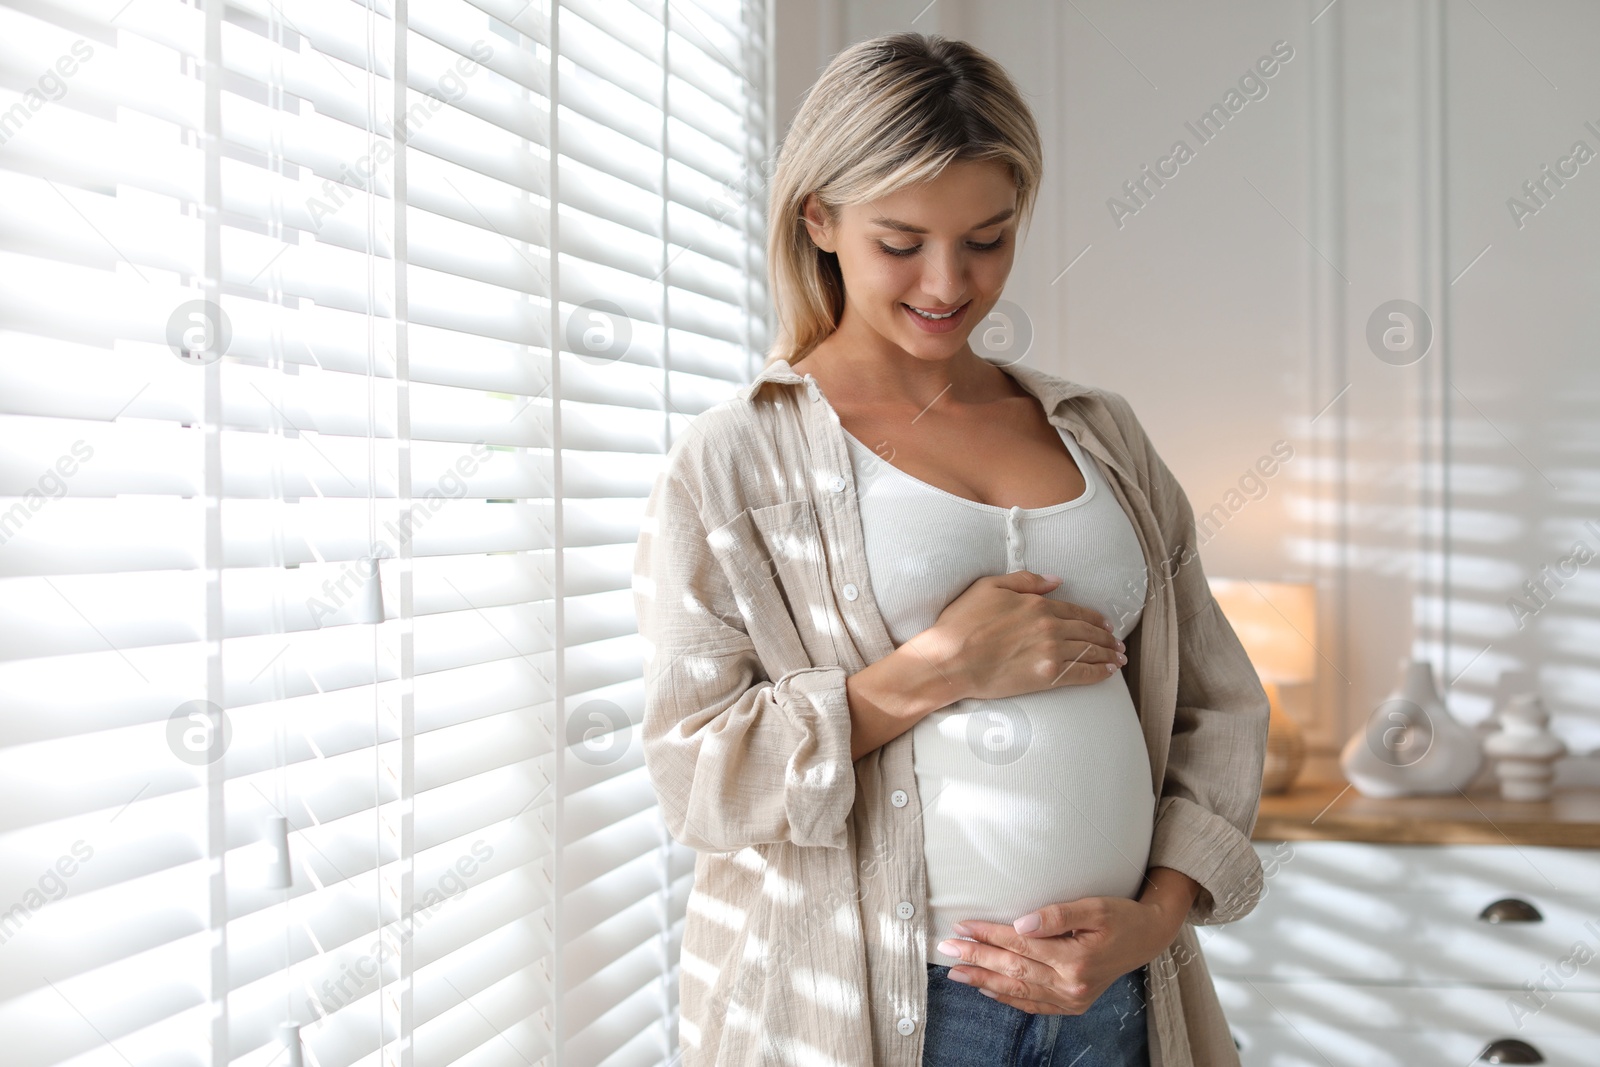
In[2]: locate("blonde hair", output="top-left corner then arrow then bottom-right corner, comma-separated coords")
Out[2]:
763,32 -> 1043,369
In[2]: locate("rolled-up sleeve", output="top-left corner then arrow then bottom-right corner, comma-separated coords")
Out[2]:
632,446 -> 857,854
1115,396 -> 1271,927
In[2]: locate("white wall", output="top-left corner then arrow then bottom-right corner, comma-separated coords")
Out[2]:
775,0 -> 1600,783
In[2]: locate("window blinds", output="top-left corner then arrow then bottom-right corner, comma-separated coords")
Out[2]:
0,1 -> 772,1065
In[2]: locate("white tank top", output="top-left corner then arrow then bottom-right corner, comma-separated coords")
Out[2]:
842,424 -> 1155,960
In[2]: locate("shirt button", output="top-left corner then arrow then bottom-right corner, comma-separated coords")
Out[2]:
842,582 -> 858,600
896,1017 -> 916,1036
896,901 -> 915,920
828,475 -> 846,492
890,789 -> 908,807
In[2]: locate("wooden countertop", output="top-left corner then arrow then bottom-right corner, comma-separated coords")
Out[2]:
1251,775 -> 1600,848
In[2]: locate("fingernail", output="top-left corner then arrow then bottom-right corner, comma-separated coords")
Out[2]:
978,988 -> 999,998
1116,640 -> 1126,651
1105,663 -> 1117,673
1014,913 -> 1041,934
951,922 -> 973,937
945,969 -> 972,984
1103,621 -> 1114,631
1041,573 -> 1061,583
936,940 -> 963,959
1116,652 -> 1127,664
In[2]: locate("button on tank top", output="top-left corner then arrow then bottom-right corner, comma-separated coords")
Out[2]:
842,424 -> 1155,960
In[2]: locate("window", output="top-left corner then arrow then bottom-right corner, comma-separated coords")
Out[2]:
0,1 -> 772,1064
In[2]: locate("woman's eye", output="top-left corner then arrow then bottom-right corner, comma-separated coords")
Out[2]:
875,238 -> 1006,258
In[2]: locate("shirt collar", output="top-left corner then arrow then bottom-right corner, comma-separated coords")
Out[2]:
743,355 -> 1141,486
744,355 -> 1097,419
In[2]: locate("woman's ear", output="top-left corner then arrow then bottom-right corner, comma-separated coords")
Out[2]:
800,193 -> 835,254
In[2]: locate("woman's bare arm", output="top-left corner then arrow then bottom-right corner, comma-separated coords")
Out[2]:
845,571 -> 1122,762
845,637 -> 969,762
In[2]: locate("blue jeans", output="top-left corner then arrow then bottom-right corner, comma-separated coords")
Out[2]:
923,963 -> 1150,1067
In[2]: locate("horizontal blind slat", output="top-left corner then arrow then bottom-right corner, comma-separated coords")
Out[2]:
1,0 -> 769,1061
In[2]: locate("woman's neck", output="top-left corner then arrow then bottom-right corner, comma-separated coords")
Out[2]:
796,340 -> 1021,415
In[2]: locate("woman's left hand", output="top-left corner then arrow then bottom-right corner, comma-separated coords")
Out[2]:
934,896 -> 1181,1015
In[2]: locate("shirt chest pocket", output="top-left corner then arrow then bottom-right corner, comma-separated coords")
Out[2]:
708,498 -> 839,673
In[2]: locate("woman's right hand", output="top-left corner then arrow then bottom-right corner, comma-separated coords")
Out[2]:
922,570 -> 1126,703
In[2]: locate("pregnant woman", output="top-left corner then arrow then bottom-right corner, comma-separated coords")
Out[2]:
633,31 -> 1270,1067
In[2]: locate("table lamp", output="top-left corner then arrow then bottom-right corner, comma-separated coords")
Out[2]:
1207,578 -> 1317,794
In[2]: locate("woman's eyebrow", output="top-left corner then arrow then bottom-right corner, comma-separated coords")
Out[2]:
867,206 -> 1015,235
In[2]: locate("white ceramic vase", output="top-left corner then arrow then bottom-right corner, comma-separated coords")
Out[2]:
1483,694 -> 1567,801
1340,657 -> 1484,797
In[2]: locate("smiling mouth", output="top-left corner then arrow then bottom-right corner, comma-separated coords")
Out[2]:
903,302 -> 967,320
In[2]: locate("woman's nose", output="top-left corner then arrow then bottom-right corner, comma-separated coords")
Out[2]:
920,250 -> 970,302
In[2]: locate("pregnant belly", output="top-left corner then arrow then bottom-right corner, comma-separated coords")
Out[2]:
911,673 -> 1155,955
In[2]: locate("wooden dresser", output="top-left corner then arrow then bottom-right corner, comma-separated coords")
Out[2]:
1205,774 -> 1600,1065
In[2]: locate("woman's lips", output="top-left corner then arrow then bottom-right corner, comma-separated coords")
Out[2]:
902,300 -> 969,333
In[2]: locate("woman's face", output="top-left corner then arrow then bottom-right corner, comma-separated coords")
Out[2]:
802,159 -> 1019,364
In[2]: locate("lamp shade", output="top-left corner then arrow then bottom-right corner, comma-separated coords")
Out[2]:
1207,579 -> 1318,684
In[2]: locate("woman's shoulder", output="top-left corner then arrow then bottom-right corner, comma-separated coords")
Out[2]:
652,389 -> 799,524
1083,387 -> 1154,456
1002,361 -> 1144,449
661,392 -> 787,471
1026,374 -> 1156,472
1040,380 -> 1192,531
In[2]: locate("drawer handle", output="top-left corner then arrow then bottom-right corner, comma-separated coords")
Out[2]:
1478,898 -> 1543,923
1476,1037 -> 1543,1063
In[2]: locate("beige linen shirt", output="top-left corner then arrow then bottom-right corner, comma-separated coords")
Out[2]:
632,355 -> 1270,1066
